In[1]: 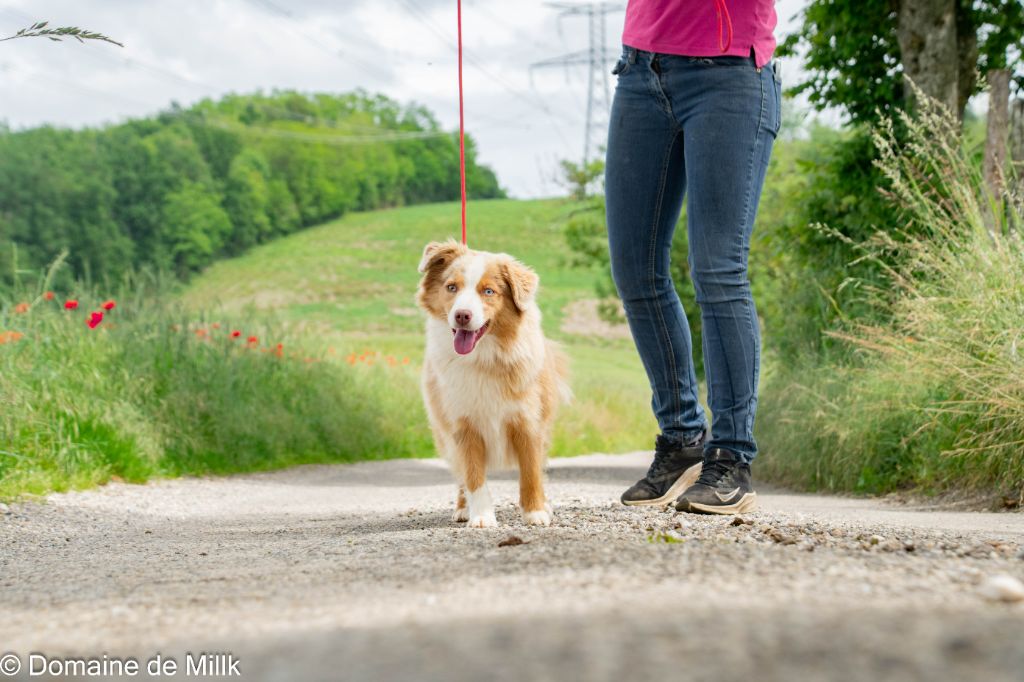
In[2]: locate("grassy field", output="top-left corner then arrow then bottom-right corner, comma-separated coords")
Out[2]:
1,198 -> 659,499
182,197 -> 657,458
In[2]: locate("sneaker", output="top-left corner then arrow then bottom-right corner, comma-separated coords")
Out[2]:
620,432 -> 706,506
674,447 -> 756,515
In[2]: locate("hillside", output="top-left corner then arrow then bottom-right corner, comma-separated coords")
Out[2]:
182,198 -> 658,456
0,90 -> 502,284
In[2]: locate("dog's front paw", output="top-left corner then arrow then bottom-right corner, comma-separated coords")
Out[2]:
522,509 -> 552,526
452,506 -> 470,522
467,511 -> 498,528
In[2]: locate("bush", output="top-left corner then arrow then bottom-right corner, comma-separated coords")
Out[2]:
757,95 -> 1024,502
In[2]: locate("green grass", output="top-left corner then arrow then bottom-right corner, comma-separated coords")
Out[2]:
756,98 -> 1024,503
0,199 -> 656,499
183,197 -> 658,459
0,274 -> 435,499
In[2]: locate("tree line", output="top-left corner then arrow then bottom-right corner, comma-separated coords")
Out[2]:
0,90 -> 503,283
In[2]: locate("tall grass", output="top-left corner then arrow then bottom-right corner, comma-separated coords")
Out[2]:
757,92 -> 1024,503
0,264 -> 430,499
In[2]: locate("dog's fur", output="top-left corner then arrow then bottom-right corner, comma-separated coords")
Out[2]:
416,240 -> 570,527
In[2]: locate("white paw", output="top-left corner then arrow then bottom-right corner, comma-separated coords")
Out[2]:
522,509 -> 552,526
468,511 -> 498,528
452,506 -> 469,522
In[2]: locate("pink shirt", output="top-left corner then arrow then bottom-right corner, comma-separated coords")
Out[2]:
622,0 -> 778,67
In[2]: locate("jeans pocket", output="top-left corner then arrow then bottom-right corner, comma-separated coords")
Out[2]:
612,58 -> 631,76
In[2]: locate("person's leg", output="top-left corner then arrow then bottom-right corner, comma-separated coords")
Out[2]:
668,57 -> 780,466
605,48 -> 707,447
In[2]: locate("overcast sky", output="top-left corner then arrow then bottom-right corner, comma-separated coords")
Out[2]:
0,0 -> 807,198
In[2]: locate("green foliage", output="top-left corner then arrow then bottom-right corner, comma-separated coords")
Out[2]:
780,0 -> 1024,124
778,0 -> 902,125
161,183 -> 233,276
0,271 -> 429,499
754,126 -> 895,360
757,95 -> 1024,501
0,91 -> 504,285
559,158 -> 606,200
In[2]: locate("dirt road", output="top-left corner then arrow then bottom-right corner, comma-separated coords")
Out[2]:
2,453 -> 1023,681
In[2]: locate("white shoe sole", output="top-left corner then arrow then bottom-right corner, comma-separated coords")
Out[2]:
687,492 -> 757,515
621,462 -> 703,507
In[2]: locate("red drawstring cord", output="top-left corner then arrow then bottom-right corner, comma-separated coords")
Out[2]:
457,0 -> 467,246
713,0 -> 733,52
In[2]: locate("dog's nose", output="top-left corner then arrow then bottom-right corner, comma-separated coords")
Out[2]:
454,309 -> 472,327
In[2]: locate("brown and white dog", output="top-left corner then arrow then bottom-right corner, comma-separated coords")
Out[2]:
416,240 -> 570,528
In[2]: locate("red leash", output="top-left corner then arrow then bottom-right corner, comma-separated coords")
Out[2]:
713,0 -> 733,52
457,0 -> 467,246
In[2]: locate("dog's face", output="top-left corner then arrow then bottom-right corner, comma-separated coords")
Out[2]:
416,240 -> 539,355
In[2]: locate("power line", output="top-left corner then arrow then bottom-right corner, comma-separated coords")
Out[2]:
531,2 -> 622,165
203,117 -> 452,144
390,0 -> 575,149
242,0 -> 395,82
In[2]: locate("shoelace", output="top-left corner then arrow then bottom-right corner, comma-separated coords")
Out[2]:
695,457 -> 732,487
646,449 -> 675,479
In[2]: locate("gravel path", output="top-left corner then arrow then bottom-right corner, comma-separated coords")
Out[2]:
2,453 -> 1023,682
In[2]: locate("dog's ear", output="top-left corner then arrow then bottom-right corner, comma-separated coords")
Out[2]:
418,240 -> 464,274
501,258 -> 540,312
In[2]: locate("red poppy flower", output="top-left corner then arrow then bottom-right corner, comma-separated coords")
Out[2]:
231,330 -> 242,338
65,300 -> 79,310
87,311 -> 104,329
43,291 -> 55,301
212,322 -> 220,329
274,343 -> 284,357
14,302 -> 29,314
101,300 -> 116,311
247,335 -> 258,345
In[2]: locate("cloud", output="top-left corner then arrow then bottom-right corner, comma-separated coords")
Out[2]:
0,0 -> 810,197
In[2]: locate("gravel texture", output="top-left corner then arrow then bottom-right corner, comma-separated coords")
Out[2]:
2,452 -> 1023,682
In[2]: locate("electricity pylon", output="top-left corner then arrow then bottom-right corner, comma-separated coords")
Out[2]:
531,2 -> 623,167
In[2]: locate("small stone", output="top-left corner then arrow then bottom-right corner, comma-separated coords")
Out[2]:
979,574 -> 1024,603
869,535 -> 885,546
0,503 -> 9,514
767,528 -> 797,545
497,536 -> 526,548
730,516 -> 753,526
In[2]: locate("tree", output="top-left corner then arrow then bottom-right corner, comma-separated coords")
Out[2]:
161,183 -> 232,276
224,149 -> 273,252
780,0 -> 1024,123
559,158 -> 605,200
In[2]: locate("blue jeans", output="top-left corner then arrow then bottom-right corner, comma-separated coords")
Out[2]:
605,47 -> 780,463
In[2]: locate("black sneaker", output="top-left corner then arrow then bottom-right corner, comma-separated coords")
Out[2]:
674,447 -> 756,514
620,433 -> 706,506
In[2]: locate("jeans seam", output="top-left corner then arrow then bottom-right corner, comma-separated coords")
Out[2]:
732,69 -> 768,455
648,129 -> 682,433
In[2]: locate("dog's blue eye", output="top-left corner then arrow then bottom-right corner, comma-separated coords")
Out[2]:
446,284 -> 457,292
484,288 -> 495,296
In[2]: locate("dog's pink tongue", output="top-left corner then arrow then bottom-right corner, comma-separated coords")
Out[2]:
453,329 -> 478,355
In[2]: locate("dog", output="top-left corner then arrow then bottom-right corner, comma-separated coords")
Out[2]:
416,240 -> 570,528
